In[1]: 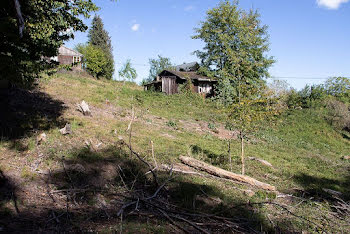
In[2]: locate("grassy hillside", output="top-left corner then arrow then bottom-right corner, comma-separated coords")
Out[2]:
0,73 -> 349,233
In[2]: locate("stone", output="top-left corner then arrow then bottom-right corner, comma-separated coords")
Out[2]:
59,123 -> 72,135
36,133 -> 47,144
78,100 -> 91,116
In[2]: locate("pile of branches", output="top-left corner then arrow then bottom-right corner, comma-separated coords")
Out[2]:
117,139 -> 253,233
115,108 -> 254,233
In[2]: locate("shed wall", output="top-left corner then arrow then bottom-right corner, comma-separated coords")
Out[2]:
162,77 -> 177,95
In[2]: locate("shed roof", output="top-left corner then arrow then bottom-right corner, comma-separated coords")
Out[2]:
159,70 -> 217,82
58,45 -> 83,57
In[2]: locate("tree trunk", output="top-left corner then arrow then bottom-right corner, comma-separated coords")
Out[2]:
241,132 -> 245,175
179,156 -> 276,191
228,140 -> 232,171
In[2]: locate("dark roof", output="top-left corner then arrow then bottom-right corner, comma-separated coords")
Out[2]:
159,70 -> 216,82
175,62 -> 199,72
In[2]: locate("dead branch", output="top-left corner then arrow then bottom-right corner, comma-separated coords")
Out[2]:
119,140 -> 159,186
179,156 -> 276,191
157,208 -> 190,234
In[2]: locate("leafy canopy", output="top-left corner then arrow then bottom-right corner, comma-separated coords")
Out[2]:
147,55 -> 174,83
192,0 -> 275,104
76,44 -> 108,78
0,0 -> 98,86
119,60 -> 137,82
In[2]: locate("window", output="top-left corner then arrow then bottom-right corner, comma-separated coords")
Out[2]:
73,56 -> 81,63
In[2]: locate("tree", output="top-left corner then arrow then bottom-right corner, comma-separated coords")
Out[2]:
76,44 -> 108,78
119,60 -> 137,82
0,0 -> 98,87
147,55 -> 174,83
88,15 -> 114,79
325,77 -> 350,103
192,0 -> 275,105
229,84 -> 278,175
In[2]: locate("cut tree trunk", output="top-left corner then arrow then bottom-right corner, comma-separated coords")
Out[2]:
179,156 -> 276,191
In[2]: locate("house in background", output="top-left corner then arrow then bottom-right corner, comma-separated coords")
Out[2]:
144,62 -> 217,97
51,45 -> 83,70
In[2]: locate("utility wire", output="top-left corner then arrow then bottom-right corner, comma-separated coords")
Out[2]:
114,62 -> 349,80
269,76 -> 350,80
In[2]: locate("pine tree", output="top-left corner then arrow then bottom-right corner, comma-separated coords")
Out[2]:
88,15 -> 114,79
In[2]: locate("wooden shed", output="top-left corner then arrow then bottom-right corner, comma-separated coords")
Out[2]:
144,69 -> 217,97
51,45 -> 83,70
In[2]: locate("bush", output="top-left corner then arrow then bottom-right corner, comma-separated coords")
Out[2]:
179,77 -> 194,95
326,99 -> 350,131
285,84 -> 327,109
166,120 -> 178,129
75,44 -> 109,79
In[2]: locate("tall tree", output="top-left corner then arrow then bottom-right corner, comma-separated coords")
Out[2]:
88,15 -> 114,79
192,0 -> 275,105
0,0 -> 98,87
147,55 -> 174,83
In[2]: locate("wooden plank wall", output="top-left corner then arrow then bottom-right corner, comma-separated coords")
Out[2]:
161,77 -> 177,95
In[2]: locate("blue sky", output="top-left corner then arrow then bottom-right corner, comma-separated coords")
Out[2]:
65,0 -> 350,89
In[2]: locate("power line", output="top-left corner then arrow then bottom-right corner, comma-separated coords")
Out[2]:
115,62 -> 148,67
113,62 -> 349,80
269,76 -> 350,80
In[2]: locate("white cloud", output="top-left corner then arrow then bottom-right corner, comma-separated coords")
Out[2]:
131,24 -> 140,31
184,5 -> 194,11
317,0 -> 349,9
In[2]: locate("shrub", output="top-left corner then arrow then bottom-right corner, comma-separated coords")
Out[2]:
166,120 -> 177,129
207,122 -> 217,130
179,77 -> 194,95
326,99 -> 350,131
76,44 -> 109,79
286,84 -> 327,109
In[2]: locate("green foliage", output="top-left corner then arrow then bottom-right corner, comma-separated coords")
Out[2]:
229,85 -> 278,134
207,122 -> 217,131
179,77 -> 194,95
166,120 -> 177,129
324,77 -> 350,103
87,15 -> 114,79
0,0 -> 98,87
119,60 -> 137,82
192,0 -> 275,104
77,44 -> 108,78
147,55 -> 174,83
285,77 -> 350,109
326,99 -> 350,131
213,77 -> 237,106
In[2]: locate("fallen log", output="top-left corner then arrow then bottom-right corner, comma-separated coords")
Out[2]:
179,156 -> 276,191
